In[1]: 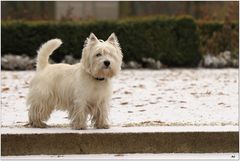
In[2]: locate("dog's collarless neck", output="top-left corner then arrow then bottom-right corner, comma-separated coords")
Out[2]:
95,77 -> 105,81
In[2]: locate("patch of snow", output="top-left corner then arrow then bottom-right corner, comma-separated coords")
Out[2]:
1,69 -> 238,129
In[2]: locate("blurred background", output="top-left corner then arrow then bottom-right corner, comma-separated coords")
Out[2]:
2,1 -> 239,21
1,1 -> 239,70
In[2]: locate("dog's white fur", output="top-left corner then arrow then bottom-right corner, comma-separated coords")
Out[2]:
27,33 -> 122,129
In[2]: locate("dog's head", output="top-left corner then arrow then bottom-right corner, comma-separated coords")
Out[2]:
81,33 -> 123,79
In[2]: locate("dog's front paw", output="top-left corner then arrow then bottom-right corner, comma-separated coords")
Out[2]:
71,124 -> 87,130
28,121 -> 48,128
95,124 -> 110,129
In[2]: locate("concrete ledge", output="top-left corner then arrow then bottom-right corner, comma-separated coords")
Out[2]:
1,126 -> 239,156
2,153 -> 239,159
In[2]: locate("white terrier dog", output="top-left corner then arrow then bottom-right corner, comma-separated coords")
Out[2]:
27,33 -> 123,129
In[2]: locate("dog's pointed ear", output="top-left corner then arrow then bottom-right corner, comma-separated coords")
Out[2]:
89,33 -> 98,42
84,33 -> 98,47
107,33 -> 119,46
107,33 -> 122,58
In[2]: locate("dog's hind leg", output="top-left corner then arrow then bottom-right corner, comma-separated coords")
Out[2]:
28,97 -> 54,128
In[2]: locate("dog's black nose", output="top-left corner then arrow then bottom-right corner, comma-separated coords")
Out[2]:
104,60 -> 110,67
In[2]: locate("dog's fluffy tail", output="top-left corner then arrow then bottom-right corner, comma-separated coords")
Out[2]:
36,38 -> 62,71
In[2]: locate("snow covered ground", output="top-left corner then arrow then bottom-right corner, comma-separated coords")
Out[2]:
1,69 -> 238,129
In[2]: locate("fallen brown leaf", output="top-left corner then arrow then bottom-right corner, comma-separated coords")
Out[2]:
149,102 -> 157,104
180,106 -> 187,109
1,87 -> 9,92
179,101 -> 187,103
124,91 -> 132,94
205,90 -> 212,95
121,102 -> 128,105
218,92 -> 225,95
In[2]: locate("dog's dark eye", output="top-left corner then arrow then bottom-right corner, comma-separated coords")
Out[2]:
96,53 -> 102,57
